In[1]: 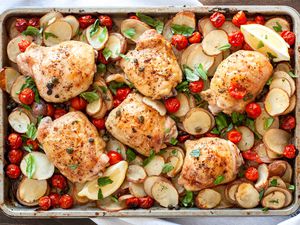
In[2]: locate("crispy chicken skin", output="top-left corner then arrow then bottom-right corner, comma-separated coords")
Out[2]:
16,41 -> 96,103
37,111 -> 108,183
105,93 -> 178,156
178,137 -> 243,191
120,29 -> 182,99
201,50 -> 273,114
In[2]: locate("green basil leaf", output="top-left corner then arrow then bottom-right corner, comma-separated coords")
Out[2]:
288,184 -> 295,191
26,123 -> 37,140
21,104 -> 32,111
98,26 -> 108,43
80,91 -> 99,103
259,190 -> 265,200
102,48 -> 112,60
266,77 -> 273,85
123,28 -> 136,38
264,117 -> 274,130
272,22 -> 282,32
126,148 -> 136,162
215,113 -> 228,132
195,64 -> 208,81
98,189 -> 103,199
44,32 -> 58,40
162,163 -> 174,173
170,24 -> 194,37
90,19 -> 100,37
98,176 -> 113,187
270,178 -> 278,187
23,145 -> 32,152
176,81 -> 190,94
183,65 -> 199,82
267,52 -> 277,60
111,195 -> 119,203
108,81 -> 125,95
262,207 -> 269,212
288,71 -> 298,78
155,21 -> 164,34
170,137 -> 178,146
181,191 -> 193,207
214,175 -> 224,185
231,112 -> 245,125
26,154 -> 36,179
136,12 -> 164,34
17,76 -> 40,103
143,149 -> 155,166
97,63 -> 106,73
218,43 -> 231,51
22,26 -> 41,36
190,149 -> 200,157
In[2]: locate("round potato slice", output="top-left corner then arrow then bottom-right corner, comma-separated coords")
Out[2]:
266,147 -> 282,159
43,20 -> 72,46
255,106 -> 279,136
281,162 -> 292,183
268,160 -> 288,177
142,97 -> 166,116
7,35 -> 33,63
172,11 -> 196,30
197,17 -> 210,34
86,24 -> 109,50
274,62 -> 292,73
263,129 -> 291,155
253,142 -> 274,163
254,163 -> 269,190
126,165 -> 147,183
104,33 -> 127,61
270,78 -> 292,97
144,155 -> 165,176
7,17 -> 20,39
235,183 -> 260,208
268,176 -> 286,189
213,185 -> 234,209
273,71 -> 296,96
10,76 -> 27,103
71,182 -> 90,205
121,19 -> 151,43
172,175 -> 185,196
144,176 -> 162,197
237,126 -> 255,151
220,21 -> 240,34
207,53 -> 223,76
86,97 -> 103,116
40,11 -> 63,27
151,180 -> 179,207
195,189 -> 221,209
162,19 -> 173,41
264,186 -> 292,207
8,109 -> 31,133
264,88 -> 290,116
63,15 -> 80,38
265,17 -> 290,33
202,30 -> 229,56
129,182 -> 147,197
202,19 -> 217,37
96,196 -> 127,212
172,93 -> 190,118
0,67 -> 20,93
262,191 -> 286,209
225,182 -> 241,204
183,108 -> 212,135
283,94 -> 296,115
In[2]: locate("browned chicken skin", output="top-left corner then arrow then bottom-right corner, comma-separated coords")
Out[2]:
16,41 -> 96,103
178,137 -> 243,191
120,29 -> 182,99
37,111 -> 108,183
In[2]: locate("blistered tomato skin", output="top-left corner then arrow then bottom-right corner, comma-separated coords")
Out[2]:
188,32 -> 201,44
227,130 -> 242,144
15,18 -> 28,32
165,97 -> 181,113
232,11 -> 247,27
49,193 -> 60,207
171,34 -> 188,50
281,31 -> 296,46
281,115 -> 296,130
178,134 -> 190,143
189,80 -> 204,93
78,15 -> 96,29
26,139 -> 39,151
205,132 -> 219,138
210,12 -> 226,28
92,118 -> 106,129
255,15 -> 265,25
228,83 -> 247,99
54,108 -> 67,119
51,174 -> 67,190
6,164 -> 21,179
8,133 -> 23,149
107,151 -> 123,165
59,194 -> 74,209
245,102 -> 262,119
245,167 -> 259,181
18,39 -> 31,52
46,104 -> 55,117
19,88 -> 35,105
116,87 -> 131,101
99,15 -> 113,30
39,196 -> 52,210
8,149 -> 23,164
70,96 -> 87,111
283,144 -> 297,159
139,196 -> 154,209
28,18 -> 40,27
113,98 -> 122,108
228,31 -> 245,47
242,150 -> 262,163
125,197 -> 140,209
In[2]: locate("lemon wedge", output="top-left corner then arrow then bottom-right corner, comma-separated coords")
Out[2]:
78,160 -> 128,200
240,24 -> 290,62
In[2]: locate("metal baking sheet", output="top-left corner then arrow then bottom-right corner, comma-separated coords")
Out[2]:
0,5 -> 299,218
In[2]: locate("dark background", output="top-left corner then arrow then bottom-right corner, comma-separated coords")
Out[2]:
1,1 -> 299,224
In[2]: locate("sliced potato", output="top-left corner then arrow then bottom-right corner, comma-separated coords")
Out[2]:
264,88 -> 290,116
62,15 -> 80,37
129,182 -> 147,197
142,97 -> 166,116
207,53 -> 223,76
104,33 -> 127,61
202,30 -> 229,56
43,20 -> 72,46
166,151 -> 184,177
144,155 -> 164,176
121,19 -> 151,43
281,162 -> 292,183
0,67 -> 20,93
96,196 -> 127,212
254,163 -> 269,190
270,78 -> 292,97
40,11 -> 63,27
222,49 -> 231,59
266,148 -> 282,159
7,17 -> 19,39
213,185 -> 234,208
264,186 -> 292,207
225,181 -> 242,205
8,109 -> 31,133
183,108 -> 212,135
172,93 -> 190,118
105,73 -> 130,85
197,17 -> 210,34
144,176 -> 162,197
118,194 -> 134,202
86,97 -> 103,116
126,165 -> 147,183
262,191 -> 286,209
202,19 -> 217,37
283,94 -> 296,115
237,126 -> 255,151
195,189 -> 221,209
253,143 -> 274,163
235,183 -> 260,208
162,19 -> 173,41
263,129 -> 291,155
255,105 -> 279,136
275,62 -> 292,73
10,76 -> 27,103
17,177 -> 49,206
265,17 -> 290,33
172,11 -> 196,30
129,155 -> 143,166
20,152 -> 55,180
273,71 -> 296,96
220,21 -> 240,34
106,139 -> 126,160
268,160 -> 288,177
172,175 -> 185,196
91,102 -> 107,119
86,24 -> 109,50
94,79 -> 114,111
151,180 -> 179,207
268,176 -> 286,188
71,182 -> 90,205
7,35 -> 33,63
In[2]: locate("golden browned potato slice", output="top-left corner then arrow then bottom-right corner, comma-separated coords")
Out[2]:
235,183 -> 260,208
265,17 -> 290,33
172,11 -> 196,30
255,103 -> 279,136
121,19 -> 151,43
263,129 -> 291,155
183,108 -> 212,135
172,175 -> 185,196
253,142 -> 274,163
264,88 -> 290,116
281,162 -> 292,183
268,176 -> 286,189
220,21 -> 240,34
262,191 -> 286,209
202,30 -> 229,56
129,182 -> 147,197
268,160 -> 288,177
195,189 -> 221,209
7,35 -> 33,63
62,15 -> 80,38
264,186 -> 292,207
0,67 -> 20,93
151,180 -> 179,207
225,181 -> 242,205
126,165 -> 147,183
274,62 -> 292,73
144,176 -> 162,197
213,185 -> 234,208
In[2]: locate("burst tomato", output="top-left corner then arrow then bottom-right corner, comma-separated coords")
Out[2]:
210,12 -> 226,28
232,11 -> 247,27
116,87 -> 131,101
6,164 -> 21,179
99,15 -> 113,30
18,39 -> 31,52
281,115 -> 296,130
49,193 -> 60,207
19,88 -> 35,105
165,97 -> 180,113
15,18 -> 28,32
39,196 -> 52,210
28,18 -> 40,27
70,96 -> 87,111
125,197 -> 140,209
92,118 -> 106,129
281,30 -> 296,46
245,167 -> 259,181
242,150 -> 262,163
78,15 -> 96,29
53,108 -> 67,119
107,150 -> 123,165
8,149 -> 23,164
228,83 -> 247,99
228,31 -> 244,47
178,134 -> 190,143
283,144 -> 297,159
51,174 -> 67,190
255,15 -> 265,25
139,196 -> 154,209
26,139 -> 39,151
46,104 -> 55,117
245,102 -> 262,119
188,32 -> 201,44
227,130 -> 242,144
59,194 -> 74,209
7,133 -> 22,149
113,98 -> 122,108
189,80 -> 204,93
171,34 -> 188,50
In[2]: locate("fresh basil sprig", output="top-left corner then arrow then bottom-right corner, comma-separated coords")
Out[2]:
26,154 -> 36,179
136,12 -> 164,34
171,24 -> 194,37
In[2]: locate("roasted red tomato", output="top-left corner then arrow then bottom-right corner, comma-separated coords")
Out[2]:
46,104 -> 55,117
53,108 -> 67,119
107,150 -> 123,165
39,196 -> 51,210
243,42 -> 253,51
188,32 -> 201,44
245,167 -> 259,181
18,39 -> 31,52
232,11 -> 247,27
242,150 -> 262,163
28,18 -> 40,27
8,149 -> 23,164
97,50 -> 109,64
49,193 -> 60,207
228,31 -> 244,47
15,18 -> 28,32
165,97 -> 181,113
99,15 -> 113,30
6,164 -> 21,179
113,98 -> 122,108
281,31 -> 296,46
245,102 -> 262,119
171,34 -> 188,50
7,133 -> 22,149
59,194 -> 74,209
26,139 -> 39,151
178,134 -> 190,143
78,15 -> 96,29
227,130 -> 242,144
92,118 -> 106,130
283,144 -> 297,159
189,80 -> 204,93
125,197 -> 140,209
228,83 -> 247,99
280,115 -> 296,130
255,15 -> 265,25
139,196 -> 154,209
19,88 -> 35,105
51,174 -> 67,190
116,87 -> 131,101
210,12 -> 226,28
70,96 -> 87,111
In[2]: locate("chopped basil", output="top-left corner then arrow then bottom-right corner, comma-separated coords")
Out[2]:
266,77 -> 273,85
126,148 -> 136,162
231,112 -> 246,125
68,164 -> 78,170
272,22 -> 282,32
90,19 -> 100,37
190,149 -> 200,157
111,195 -> 119,203
98,26 -> 108,43
183,65 -> 199,82
218,43 -> 231,51
243,93 -> 253,101
66,147 -> 74,154
23,145 -> 33,152
257,40 -> 264,49
136,12 -> 164,34
108,81 -> 125,95
17,76 -> 40,103
288,71 -> 298,78
262,207 -> 269,212
22,26 -> 42,36
264,117 -> 274,130
170,24 -> 194,37
119,53 -> 130,61
170,137 -> 178,146
102,48 -> 112,60
80,91 -> 99,103
210,127 -> 220,135
44,32 -> 58,40
26,123 -> 37,140
143,149 -> 155,166
215,113 -> 228,132
176,81 -> 190,94
97,63 -> 106,73
214,175 -> 224,185
162,163 -> 174,173
98,176 -> 113,187
270,178 -> 278,187
259,190 -> 265,200
269,199 -> 279,204
123,28 -> 136,38
288,184 -> 295,191
181,191 -> 194,207
25,154 -> 36,179
171,149 -> 178,156
226,123 -> 234,132
98,189 -> 103,200
21,104 -> 32,111
195,64 -> 208,81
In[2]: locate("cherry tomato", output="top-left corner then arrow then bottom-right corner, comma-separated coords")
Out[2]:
232,11 -> 247,27
70,96 -> 87,111
171,34 -> 188,50
165,97 -> 180,113
188,32 -> 201,44
189,80 -> 204,93
129,15 -> 139,20
228,31 -> 244,47
139,196 -> 154,209
245,102 -> 262,119
210,12 -> 226,28
178,134 -> 190,143
92,118 -> 106,130
46,104 -> 55,117
53,108 -> 67,119
97,50 -> 109,64
19,88 -> 34,105
8,149 -> 23,164
18,39 -> 31,52
227,130 -> 242,144
15,18 -> 28,32
51,174 -> 67,190
283,144 -> 297,159
116,87 -> 131,101
59,194 -> 74,209
78,15 -> 96,29
125,197 -> 140,209
242,150 -> 262,163
281,115 -> 296,130
26,139 -> 39,151
228,83 -> 247,99
99,15 -> 113,30
49,193 -> 60,207
113,98 -> 122,108
245,167 -> 259,181
205,132 -> 219,137
7,133 -> 22,149
28,18 -> 40,27
281,31 -> 296,46
243,42 -> 253,51
255,15 -> 265,25
245,20 -> 256,25
39,196 -> 51,210
6,164 -> 21,179
107,150 -> 123,165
